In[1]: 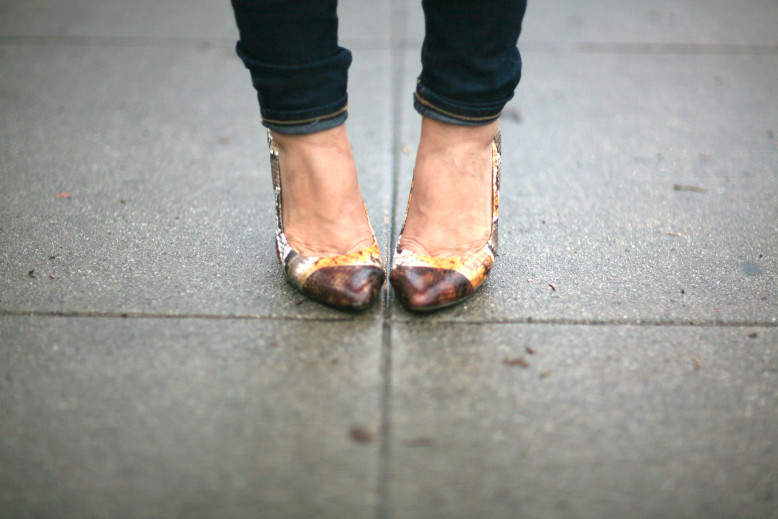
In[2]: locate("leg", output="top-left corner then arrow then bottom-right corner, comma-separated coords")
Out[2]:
392,0 -> 527,310
415,0 -> 527,126
399,117 -> 499,257
231,0 -> 374,256
231,0 -> 350,133
400,0 -> 526,257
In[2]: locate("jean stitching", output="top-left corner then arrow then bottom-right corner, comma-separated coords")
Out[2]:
261,104 -> 348,125
414,92 -> 502,122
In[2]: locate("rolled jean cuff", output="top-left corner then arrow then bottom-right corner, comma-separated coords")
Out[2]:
261,104 -> 348,135
236,43 -> 351,134
413,81 -> 510,126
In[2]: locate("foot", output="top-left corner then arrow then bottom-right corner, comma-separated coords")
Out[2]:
271,125 -> 375,257
398,117 -> 498,257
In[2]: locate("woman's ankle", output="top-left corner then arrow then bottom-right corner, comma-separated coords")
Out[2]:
271,125 -> 375,256
397,118 -> 498,257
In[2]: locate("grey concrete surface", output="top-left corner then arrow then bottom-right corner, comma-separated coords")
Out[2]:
1,316 -> 382,519
1,0 -> 776,518
387,323 -> 777,519
405,0 -> 778,47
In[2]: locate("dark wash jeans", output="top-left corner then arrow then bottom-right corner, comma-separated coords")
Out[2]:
231,0 -> 527,134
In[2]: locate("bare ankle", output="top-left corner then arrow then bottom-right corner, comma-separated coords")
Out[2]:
272,125 -> 374,257
418,117 -> 499,151
398,118 -> 498,257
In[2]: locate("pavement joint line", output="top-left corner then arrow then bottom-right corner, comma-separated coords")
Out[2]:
7,35 -> 776,57
578,41 -> 778,55
6,35 -> 773,57
2,310 -> 774,328
374,1 -> 410,517
0,309 -> 363,323
377,316 -> 393,519
390,317 -> 778,327
0,35 -> 393,51
0,35 -> 236,49
389,40 -> 778,56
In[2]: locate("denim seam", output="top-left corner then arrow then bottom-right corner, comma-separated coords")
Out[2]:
414,92 -> 503,122
263,112 -> 347,135
261,103 -> 348,126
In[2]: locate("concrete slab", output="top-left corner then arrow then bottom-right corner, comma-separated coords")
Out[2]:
0,0 -> 391,45
402,0 -> 778,48
387,322 -> 778,519
0,43 -> 392,318
524,0 -> 778,49
0,0 -> 237,42
0,315 -> 382,519
391,49 -> 778,323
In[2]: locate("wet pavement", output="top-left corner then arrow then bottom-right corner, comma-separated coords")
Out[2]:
1,1 -> 777,517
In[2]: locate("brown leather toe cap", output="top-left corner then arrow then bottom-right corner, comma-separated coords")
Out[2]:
390,266 -> 474,311
302,265 -> 384,310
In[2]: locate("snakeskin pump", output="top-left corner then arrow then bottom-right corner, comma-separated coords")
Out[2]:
390,130 -> 501,311
267,131 -> 384,310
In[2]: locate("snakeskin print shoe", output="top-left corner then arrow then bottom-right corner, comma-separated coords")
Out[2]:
268,131 -> 384,310
390,130 -> 501,312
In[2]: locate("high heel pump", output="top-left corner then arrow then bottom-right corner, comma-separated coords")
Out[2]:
390,130 -> 501,311
268,131 -> 384,310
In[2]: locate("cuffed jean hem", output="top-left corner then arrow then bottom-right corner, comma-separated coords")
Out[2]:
236,43 -> 352,134
261,105 -> 348,135
413,81 -> 510,126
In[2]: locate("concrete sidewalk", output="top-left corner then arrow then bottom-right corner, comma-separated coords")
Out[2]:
1,1 -> 776,517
